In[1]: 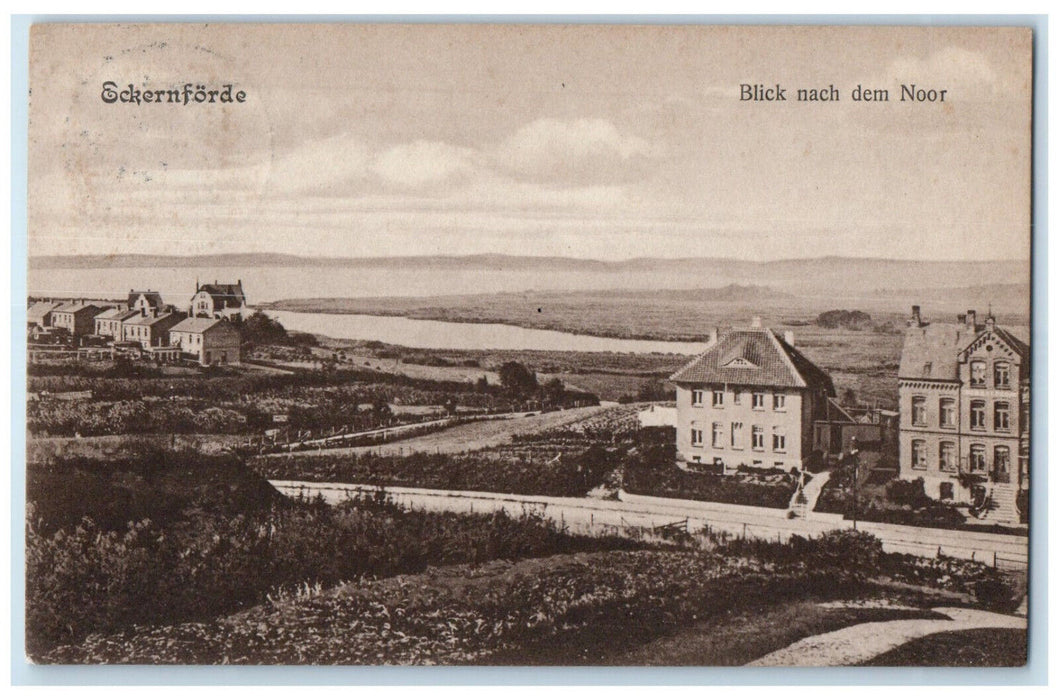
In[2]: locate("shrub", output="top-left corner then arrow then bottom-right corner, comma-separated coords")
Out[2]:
975,578 -> 1017,611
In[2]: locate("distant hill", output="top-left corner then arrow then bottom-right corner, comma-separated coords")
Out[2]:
31,253 -> 1029,299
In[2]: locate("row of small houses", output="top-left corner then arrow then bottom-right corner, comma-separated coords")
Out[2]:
27,283 -> 247,366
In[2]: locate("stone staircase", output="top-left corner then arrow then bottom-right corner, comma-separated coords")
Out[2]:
975,482 -> 1021,525
788,470 -> 831,519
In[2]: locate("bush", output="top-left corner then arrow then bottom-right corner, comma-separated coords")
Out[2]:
975,578 -> 1017,611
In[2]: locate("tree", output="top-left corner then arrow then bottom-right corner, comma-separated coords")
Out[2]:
240,311 -> 288,345
543,377 -> 566,405
498,361 -> 538,398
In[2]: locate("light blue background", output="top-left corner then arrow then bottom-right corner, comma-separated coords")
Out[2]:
9,13 -> 1048,686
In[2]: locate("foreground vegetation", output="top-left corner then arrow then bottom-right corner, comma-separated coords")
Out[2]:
26,451 -> 633,658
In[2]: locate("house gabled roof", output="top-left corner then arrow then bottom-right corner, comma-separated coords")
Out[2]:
54,301 -> 106,314
124,311 -> 185,327
900,321 -> 1030,381
170,316 -> 226,334
27,301 -> 62,323
95,308 -> 140,321
669,327 -> 835,393
128,291 -> 164,310
194,282 -> 246,308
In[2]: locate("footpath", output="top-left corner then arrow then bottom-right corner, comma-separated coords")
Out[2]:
746,606 -> 1026,666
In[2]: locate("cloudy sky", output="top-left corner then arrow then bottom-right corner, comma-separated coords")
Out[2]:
29,24 -> 1032,261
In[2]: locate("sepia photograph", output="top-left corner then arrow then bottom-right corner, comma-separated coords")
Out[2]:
21,21 -> 1033,668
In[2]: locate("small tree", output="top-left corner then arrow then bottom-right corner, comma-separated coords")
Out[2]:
498,361 -> 538,398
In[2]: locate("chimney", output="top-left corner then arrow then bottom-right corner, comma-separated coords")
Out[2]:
957,313 -> 966,324
784,330 -> 795,346
966,309 -> 976,329
751,316 -> 762,328
910,305 -> 921,327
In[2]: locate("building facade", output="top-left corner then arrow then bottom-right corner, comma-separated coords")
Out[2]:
898,306 -> 1029,523
669,321 -> 835,471
51,302 -> 108,338
95,308 -> 140,339
169,317 -> 241,365
189,280 -> 247,321
121,310 -> 187,349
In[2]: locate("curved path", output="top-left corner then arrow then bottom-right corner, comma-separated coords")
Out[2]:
746,607 -> 1026,666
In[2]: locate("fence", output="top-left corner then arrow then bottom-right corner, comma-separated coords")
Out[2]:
272,479 -> 1027,569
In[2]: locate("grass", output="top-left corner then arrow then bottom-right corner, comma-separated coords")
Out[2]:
572,599 -> 950,666
863,627 -> 1027,667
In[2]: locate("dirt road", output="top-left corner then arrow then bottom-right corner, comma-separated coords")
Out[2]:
260,404 -> 609,458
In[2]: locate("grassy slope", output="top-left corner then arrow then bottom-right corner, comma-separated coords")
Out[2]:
863,627 -> 1027,667
40,549 -> 958,665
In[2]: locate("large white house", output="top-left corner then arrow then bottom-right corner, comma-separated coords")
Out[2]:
669,320 -> 835,471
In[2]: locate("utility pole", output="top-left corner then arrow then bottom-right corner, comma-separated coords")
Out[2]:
850,436 -> 860,531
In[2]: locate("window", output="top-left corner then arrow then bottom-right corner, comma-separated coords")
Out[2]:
691,390 -> 705,407
970,360 -> 986,387
970,400 -> 986,430
712,423 -> 724,448
911,439 -> 927,469
752,393 -> 765,409
939,482 -> 954,501
731,422 -> 744,449
969,444 -> 986,472
772,427 -> 786,452
712,391 -> 724,407
994,402 -> 1011,432
994,362 -> 1011,389
733,392 -> 742,405
773,394 -> 786,411
752,425 -> 764,450
994,446 -> 1010,474
939,441 -> 956,472
911,396 -> 927,426
939,398 -> 956,428
690,428 -> 704,447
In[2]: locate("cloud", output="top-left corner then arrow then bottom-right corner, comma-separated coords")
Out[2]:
371,140 -> 478,190
265,133 -> 372,195
492,118 -> 655,185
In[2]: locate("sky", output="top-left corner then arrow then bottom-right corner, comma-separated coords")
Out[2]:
28,24 -> 1033,261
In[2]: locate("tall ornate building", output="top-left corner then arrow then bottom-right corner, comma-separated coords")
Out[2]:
898,306 -> 1029,524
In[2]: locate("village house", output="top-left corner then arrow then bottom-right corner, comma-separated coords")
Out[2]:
128,290 -> 165,316
189,280 -> 248,321
94,307 -> 141,339
669,319 -> 835,471
898,306 -> 1029,523
122,309 -> 187,349
51,301 -> 109,339
27,300 -> 62,329
169,317 -> 242,366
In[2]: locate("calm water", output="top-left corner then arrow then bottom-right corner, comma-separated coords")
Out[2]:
28,265 -> 724,304
28,265 -> 708,354
267,310 -> 703,354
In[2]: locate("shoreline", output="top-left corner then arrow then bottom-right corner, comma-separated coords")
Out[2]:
257,303 -> 715,344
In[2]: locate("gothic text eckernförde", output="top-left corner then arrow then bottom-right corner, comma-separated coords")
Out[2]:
100,81 -> 247,105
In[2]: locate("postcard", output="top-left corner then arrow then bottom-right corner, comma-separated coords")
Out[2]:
24,22 -> 1032,667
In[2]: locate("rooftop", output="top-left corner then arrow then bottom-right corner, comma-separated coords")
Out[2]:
669,326 -> 834,392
